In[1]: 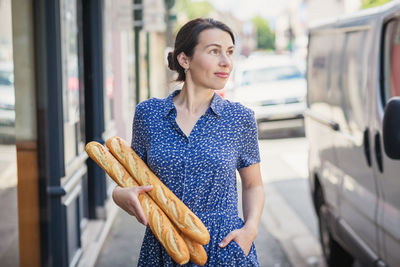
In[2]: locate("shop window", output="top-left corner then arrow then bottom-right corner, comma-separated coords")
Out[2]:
103,0 -> 115,130
61,0 -> 85,164
0,0 -> 19,265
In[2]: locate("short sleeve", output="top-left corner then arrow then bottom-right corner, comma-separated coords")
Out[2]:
131,104 -> 148,163
236,110 -> 261,170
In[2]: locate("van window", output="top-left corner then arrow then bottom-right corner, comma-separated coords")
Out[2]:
383,19 -> 400,105
307,34 -> 334,106
339,30 -> 368,135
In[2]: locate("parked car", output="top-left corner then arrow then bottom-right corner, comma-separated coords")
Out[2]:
305,1 -> 400,267
226,54 -> 306,131
0,62 -> 15,143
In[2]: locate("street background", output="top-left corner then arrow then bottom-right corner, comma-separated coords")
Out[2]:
0,0 -> 393,266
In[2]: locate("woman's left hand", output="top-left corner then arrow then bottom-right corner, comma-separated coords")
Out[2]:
219,225 -> 257,256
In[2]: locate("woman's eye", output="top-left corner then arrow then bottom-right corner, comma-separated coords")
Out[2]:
227,50 -> 234,56
210,49 -> 219,55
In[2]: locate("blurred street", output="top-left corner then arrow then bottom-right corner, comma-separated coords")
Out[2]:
95,129 -> 325,267
1,0 -> 397,266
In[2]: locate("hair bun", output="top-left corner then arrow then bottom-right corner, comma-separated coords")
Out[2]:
167,51 -> 176,71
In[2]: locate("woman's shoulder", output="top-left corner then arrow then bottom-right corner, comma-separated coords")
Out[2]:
223,99 -> 255,119
135,97 -> 165,115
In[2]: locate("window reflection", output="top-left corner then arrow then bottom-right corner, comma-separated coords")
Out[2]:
103,0 -> 115,128
61,0 -> 83,165
0,0 -> 19,265
384,20 -> 400,104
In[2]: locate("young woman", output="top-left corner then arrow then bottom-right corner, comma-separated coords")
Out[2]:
112,18 -> 265,266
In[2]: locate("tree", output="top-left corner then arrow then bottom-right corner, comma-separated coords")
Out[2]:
174,0 -> 213,20
252,16 -> 275,50
361,0 -> 392,9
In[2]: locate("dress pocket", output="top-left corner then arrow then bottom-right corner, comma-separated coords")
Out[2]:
229,241 -> 260,267
231,240 -> 251,258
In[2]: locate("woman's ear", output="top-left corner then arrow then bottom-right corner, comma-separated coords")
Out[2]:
177,52 -> 190,70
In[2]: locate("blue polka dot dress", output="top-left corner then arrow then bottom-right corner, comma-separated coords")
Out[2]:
131,90 -> 261,266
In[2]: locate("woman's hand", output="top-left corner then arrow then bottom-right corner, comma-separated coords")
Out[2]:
112,185 -> 153,225
218,224 -> 258,256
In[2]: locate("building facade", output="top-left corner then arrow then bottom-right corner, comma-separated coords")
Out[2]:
1,0 -> 171,266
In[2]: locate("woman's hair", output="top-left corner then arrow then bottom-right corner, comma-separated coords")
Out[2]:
167,18 -> 235,81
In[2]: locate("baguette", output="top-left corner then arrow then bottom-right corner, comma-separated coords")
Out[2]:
106,136 -> 210,245
85,141 -> 190,265
181,233 -> 208,265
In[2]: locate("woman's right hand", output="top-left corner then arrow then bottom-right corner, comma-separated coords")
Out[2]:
112,185 -> 153,225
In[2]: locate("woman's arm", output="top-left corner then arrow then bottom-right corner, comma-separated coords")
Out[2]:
240,162 -> 264,237
219,163 -> 265,255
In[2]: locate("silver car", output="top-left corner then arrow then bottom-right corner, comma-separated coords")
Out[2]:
226,55 -> 306,131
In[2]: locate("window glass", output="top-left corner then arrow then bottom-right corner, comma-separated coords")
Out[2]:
60,0 -> 84,164
339,30 -> 368,135
103,0 -> 115,129
307,34 -> 333,106
0,0 -> 18,265
383,20 -> 400,105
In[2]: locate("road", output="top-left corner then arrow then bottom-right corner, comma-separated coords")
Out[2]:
256,134 -> 325,267
256,129 -> 361,267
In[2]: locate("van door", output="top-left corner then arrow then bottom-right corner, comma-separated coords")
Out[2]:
373,18 -> 400,266
332,28 -> 380,257
306,32 -> 340,213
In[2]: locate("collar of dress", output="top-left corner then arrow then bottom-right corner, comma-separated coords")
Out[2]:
162,89 -> 225,118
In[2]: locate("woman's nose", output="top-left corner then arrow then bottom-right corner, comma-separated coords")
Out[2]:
219,54 -> 231,68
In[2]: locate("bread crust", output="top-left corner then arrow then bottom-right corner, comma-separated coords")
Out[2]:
106,136 -> 210,246
85,141 -> 190,265
181,233 -> 208,265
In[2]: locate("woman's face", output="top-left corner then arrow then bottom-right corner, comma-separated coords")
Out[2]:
188,28 -> 234,90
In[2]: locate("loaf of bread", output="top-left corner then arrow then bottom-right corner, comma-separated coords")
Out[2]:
181,233 -> 208,265
106,136 -> 210,246
85,141 -> 190,265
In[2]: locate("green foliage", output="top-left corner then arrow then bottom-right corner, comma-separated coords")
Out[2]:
252,16 -> 275,50
175,0 -> 213,20
361,0 -> 392,9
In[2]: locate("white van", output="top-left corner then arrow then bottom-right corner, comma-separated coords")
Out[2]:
305,1 -> 400,266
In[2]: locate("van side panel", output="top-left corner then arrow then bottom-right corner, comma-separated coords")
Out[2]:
331,28 -> 379,256
306,32 -> 340,216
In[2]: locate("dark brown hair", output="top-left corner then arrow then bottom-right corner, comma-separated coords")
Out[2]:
167,18 -> 235,81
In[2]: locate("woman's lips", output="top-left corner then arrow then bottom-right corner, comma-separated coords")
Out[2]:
215,72 -> 229,78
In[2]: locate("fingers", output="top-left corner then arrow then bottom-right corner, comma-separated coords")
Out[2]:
135,185 -> 153,194
112,185 -> 153,226
131,196 -> 148,225
219,230 -> 238,248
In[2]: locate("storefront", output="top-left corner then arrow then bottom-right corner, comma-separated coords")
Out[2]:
4,0 -> 170,266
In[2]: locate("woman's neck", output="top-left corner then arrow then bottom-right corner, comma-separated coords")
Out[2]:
173,83 -> 214,115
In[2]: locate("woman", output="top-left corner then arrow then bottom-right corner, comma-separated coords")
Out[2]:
112,18 -> 265,266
